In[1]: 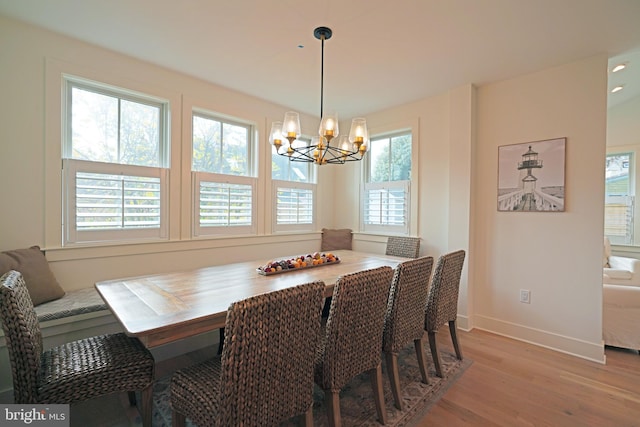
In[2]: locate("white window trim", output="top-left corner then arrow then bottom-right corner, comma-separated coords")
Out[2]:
272,180 -> 316,233
45,58 -> 182,249
63,159 -> 169,244
192,172 -> 257,237
360,120 -> 419,236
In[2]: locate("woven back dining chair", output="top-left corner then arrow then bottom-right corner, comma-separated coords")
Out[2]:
0,270 -> 155,426
385,236 -> 421,258
424,250 -> 466,377
383,256 -> 434,410
170,281 -> 325,427
315,266 -> 394,427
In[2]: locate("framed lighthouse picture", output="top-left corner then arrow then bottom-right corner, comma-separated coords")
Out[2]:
497,137 -> 566,212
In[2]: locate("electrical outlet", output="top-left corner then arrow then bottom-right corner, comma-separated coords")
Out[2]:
520,289 -> 531,304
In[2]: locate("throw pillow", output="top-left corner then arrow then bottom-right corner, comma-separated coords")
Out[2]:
0,246 -> 65,306
321,228 -> 353,251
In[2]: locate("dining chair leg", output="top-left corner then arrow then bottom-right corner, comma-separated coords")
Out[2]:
414,337 -> 430,384
140,384 -> 153,427
370,364 -> 387,425
325,389 -> 342,427
449,320 -> 463,360
172,410 -> 186,427
128,391 -> 137,406
428,331 -> 444,378
217,327 -> 225,355
385,352 -> 403,410
303,405 -> 313,427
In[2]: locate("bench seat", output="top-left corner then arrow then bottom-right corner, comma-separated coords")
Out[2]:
34,287 -> 108,322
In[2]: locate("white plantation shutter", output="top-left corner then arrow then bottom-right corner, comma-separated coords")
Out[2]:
604,196 -> 634,244
363,181 -> 409,234
272,181 -> 315,232
276,187 -> 313,223
65,160 -> 168,243
193,172 -> 256,236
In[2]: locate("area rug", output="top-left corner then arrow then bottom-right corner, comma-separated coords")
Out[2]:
150,344 -> 471,427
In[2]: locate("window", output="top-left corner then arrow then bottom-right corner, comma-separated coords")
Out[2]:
192,111 -> 256,236
271,138 -> 316,232
605,152 -> 634,244
63,78 -> 169,244
363,131 -> 412,234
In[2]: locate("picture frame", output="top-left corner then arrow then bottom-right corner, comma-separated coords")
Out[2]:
497,137 -> 566,212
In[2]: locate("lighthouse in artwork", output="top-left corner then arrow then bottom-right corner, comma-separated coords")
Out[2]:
517,145 -> 543,210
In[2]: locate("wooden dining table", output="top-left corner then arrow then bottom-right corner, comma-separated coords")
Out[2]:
95,250 -> 405,348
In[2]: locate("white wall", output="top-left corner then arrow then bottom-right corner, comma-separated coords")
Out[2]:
607,96 -> 640,147
473,55 -> 608,362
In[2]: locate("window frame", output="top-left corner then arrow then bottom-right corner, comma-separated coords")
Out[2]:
605,150 -> 636,245
190,108 -> 258,238
61,75 -> 171,245
361,129 -> 414,235
270,136 -> 317,232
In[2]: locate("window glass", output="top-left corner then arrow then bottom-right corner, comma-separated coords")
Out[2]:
370,133 -> 412,182
192,114 -> 249,175
271,138 -> 312,182
70,87 -> 161,166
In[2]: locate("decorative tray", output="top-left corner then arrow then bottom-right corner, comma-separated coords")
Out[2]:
257,252 -> 340,276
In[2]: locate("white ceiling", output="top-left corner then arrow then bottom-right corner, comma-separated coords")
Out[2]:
1,0 -> 640,117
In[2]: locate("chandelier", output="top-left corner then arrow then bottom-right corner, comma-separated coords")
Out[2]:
269,26 -> 368,165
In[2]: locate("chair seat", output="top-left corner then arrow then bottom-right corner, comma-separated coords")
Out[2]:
39,333 -> 155,403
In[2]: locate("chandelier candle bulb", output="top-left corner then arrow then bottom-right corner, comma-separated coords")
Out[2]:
269,121 -> 284,150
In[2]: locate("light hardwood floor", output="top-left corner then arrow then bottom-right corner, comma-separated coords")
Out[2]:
71,328 -> 640,426
421,329 -> 640,426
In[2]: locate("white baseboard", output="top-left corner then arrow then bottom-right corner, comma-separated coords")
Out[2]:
473,314 -> 605,363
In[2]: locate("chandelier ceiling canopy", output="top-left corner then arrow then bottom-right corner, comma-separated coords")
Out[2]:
269,26 -> 368,165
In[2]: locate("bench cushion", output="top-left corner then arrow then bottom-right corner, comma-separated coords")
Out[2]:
34,287 -> 107,322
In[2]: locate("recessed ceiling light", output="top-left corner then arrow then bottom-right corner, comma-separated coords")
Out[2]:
612,64 -> 626,73
611,85 -> 624,93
